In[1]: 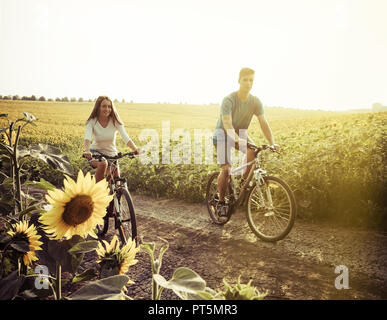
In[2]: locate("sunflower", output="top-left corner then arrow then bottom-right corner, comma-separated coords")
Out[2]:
39,170 -> 113,240
7,220 -> 43,266
96,235 -> 139,276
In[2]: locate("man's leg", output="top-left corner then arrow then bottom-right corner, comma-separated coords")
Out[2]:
242,148 -> 255,180
214,138 -> 233,219
215,138 -> 232,201
218,164 -> 231,202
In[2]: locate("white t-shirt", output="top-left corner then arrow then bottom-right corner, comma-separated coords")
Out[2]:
85,118 -> 133,156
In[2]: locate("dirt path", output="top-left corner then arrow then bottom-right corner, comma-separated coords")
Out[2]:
116,194 -> 387,300
32,186 -> 386,300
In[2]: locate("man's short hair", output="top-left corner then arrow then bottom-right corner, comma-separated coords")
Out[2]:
239,68 -> 255,80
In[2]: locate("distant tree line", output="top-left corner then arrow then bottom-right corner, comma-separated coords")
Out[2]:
372,103 -> 387,112
1,95 -> 214,106
0,94 -> 128,104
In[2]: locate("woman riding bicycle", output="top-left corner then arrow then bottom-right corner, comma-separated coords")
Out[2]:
83,96 -> 140,182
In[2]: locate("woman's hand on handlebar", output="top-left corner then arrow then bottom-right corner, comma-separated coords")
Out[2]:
270,144 -> 280,152
134,148 -> 143,155
83,151 -> 92,160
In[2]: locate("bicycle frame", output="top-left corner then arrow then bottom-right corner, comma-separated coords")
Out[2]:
228,151 -> 269,208
207,143 -> 295,241
105,161 -> 125,191
88,151 -> 138,242
89,151 -> 136,196
104,161 -> 129,223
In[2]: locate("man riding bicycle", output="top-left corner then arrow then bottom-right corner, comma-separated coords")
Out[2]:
213,68 -> 279,221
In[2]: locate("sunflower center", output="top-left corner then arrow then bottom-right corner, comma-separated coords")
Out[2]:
63,195 -> 94,226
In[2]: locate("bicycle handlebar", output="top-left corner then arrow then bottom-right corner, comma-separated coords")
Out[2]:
83,151 -> 138,161
246,142 -> 280,154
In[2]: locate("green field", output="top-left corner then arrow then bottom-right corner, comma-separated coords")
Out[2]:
1,100 -> 386,230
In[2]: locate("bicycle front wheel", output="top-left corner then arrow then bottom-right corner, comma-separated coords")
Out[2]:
116,188 -> 138,245
246,176 -> 296,242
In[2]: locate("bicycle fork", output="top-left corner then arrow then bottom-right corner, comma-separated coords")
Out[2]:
253,168 -> 275,216
113,190 -> 132,228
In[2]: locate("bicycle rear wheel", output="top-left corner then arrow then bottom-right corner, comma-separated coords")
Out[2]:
206,172 -> 231,225
246,176 -> 296,242
116,188 -> 138,245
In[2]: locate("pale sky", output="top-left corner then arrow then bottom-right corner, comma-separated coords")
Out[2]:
0,0 -> 386,110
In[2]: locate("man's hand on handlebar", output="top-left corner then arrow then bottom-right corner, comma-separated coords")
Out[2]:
235,139 -> 248,149
83,151 -> 92,160
271,144 -> 280,152
134,148 -> 143,155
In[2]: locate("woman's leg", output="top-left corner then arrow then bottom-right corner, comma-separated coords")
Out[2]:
90,160 -> 108,182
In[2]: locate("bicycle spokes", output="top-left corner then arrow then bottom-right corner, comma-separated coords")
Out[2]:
247,177 -> 295,241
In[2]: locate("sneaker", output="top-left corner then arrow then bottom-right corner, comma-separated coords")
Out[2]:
216,201 -> 228,222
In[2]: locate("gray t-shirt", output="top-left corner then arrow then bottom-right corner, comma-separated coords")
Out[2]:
213,92 -> 264,143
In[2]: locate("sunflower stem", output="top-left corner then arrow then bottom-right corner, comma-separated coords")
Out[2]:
152,278 -> 158,300
55,263 -> 62,300
50,283 -> 58,300
13,125 -> 22,213
8,122 -> 15,210
24,274 -> 57,281
8,121 -> 14,147
156,287 -> 163,300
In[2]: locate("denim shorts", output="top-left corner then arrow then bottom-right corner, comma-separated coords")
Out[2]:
89,149 -> 117,167
213,136 -> 252,166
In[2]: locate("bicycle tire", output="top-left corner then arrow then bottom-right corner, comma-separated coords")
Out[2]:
246,176 -> 296,242
96,201 -> 112,237
116,187 -> 138,245
205,172 -> 231,225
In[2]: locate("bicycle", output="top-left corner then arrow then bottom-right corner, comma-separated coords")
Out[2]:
206,143 -> 296,242
84,151 -> 138,245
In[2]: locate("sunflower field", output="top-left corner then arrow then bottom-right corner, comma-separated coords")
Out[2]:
1,100 -> 386,230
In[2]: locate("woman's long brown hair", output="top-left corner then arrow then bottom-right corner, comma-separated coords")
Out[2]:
86,96 -> 123,127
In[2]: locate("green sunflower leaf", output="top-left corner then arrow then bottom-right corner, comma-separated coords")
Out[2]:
100,266 -> 120,279
47,235 -> 84,273
10,239 -> 30,254
0,271 -> 26,300
22,112 -> 38,122
24,178 -> 56,191
68,240 -> 99,255
17,143 -> 74,176
153,267 -> 207,300
67,275 -> 129,300
72,268 -> 98,283
0,142 -> 13,156
0,233 -> 12,244
140,242 -> 155,256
